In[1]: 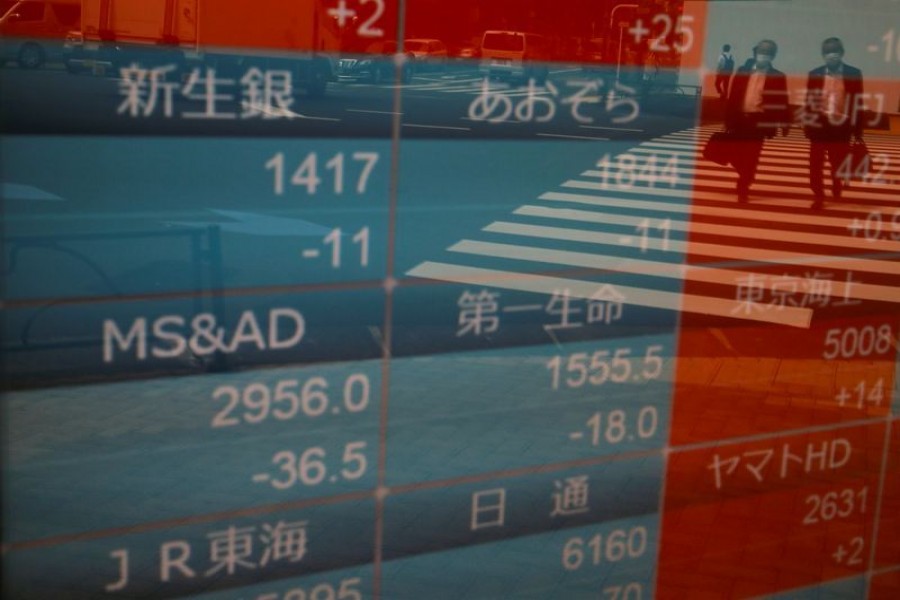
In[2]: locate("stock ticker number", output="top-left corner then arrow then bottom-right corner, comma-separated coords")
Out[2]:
265,152 -> 380,196
846,209 -> 900,241
603,583 -> 644,600
837,152 -> 892,186
265,151 -> 377,269
835,378 -> 885,410
547,345 -> 664,390
293,227 -> 370,270
822,324 -> 894,360
562,526 -> 649,571
596,153 -> 680,189
212,374 -> 371,428
255,441 -> 368,490
562,525 -> 648,599
803,486 -> 869,526
251,577 -> 364,600
874,28 -> 900,63
570,408 -> 660,447
823,324 -> 895,417
327,0 -> 386,39
628,14 -> 695,55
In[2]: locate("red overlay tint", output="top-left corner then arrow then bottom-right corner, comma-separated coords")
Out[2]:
670,316 -> 897,446
49,0 -> 400,53
871,570 -> 900,600
658,423 -> 886,599
874,419 -> 900,568
404,0 -> 705,67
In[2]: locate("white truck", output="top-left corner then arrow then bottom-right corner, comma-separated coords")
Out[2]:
0,0 -> 80,68
64,0 -> 339,95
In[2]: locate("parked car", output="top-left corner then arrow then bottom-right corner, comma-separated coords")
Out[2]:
336,41 -> 413,84
581,37 -> 617,77
403,38 -> 447,70
479,30 -> 550,84
583,38 -> 605,65
448,39 -> 479,61
0,0 -> 80,69
62,0 -> 334,95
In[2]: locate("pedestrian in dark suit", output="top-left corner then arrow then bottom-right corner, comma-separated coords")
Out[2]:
725,40 -> 791,203
802,38 -> 865,209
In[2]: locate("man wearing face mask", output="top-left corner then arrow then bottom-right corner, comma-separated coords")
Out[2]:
804,38 -> 865,210
725,40 -> 791,204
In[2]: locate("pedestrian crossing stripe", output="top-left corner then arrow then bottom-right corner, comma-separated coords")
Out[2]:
594,187 -> 894,214
567,175 -> 895,203
406,126 -> 900,328
482,221 -> 900,276
447,239 -> 898,305
666,134 -> 900,151
642,142 -> 900,169
512,205 -> 900,254
608,142 -> 900,202
635,143 -> 900,172
626,155 -> 899,180
629,147 -> 812,168
663,132 -> 900,164
655,135 -> 900,178
534,192 -> 888,229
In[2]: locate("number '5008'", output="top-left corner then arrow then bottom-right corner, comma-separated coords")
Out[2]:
823,324 -> 893,360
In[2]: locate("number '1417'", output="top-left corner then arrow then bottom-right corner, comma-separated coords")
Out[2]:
266,152 -> 380,196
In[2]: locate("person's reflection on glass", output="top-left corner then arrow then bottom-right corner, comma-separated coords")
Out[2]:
802,37 -> 865,210
714,44 -> 735,100
724,40 -> 791,204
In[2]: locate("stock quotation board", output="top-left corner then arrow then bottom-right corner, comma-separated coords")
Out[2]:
1,0 -> 899,598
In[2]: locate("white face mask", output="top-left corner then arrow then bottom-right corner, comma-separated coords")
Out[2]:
755,54 -> 773,67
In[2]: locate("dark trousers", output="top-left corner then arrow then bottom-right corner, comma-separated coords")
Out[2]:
715,74 -> 731,98
809,127 -> 852,199
729,114 -> 768,196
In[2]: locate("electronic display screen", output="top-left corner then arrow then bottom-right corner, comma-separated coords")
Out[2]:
2,1 -> 899,598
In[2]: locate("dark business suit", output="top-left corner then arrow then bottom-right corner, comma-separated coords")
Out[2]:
725,64 -> 790,200
803,64 -> 865,202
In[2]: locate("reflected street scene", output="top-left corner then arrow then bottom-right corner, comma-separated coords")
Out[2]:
2,1 -> 899,599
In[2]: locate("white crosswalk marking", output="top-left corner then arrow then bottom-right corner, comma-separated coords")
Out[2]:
512,205 -> 900,254
407,126 -> 900,328
483,221 -> 900,276
447,240 -> 899,305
